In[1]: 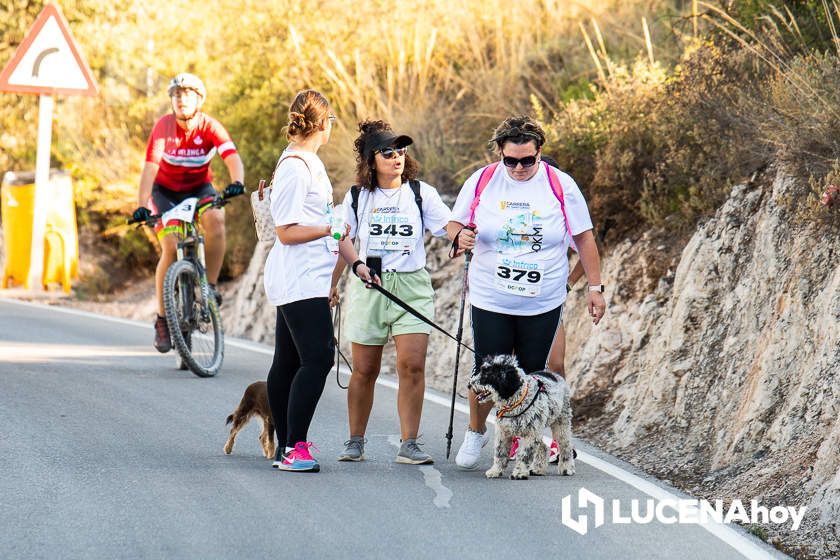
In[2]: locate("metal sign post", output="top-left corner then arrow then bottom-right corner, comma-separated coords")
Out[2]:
29,94 -> 54,289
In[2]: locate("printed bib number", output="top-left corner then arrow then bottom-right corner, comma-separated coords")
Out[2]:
161,197 -> 199,225
494,256 -> 544,297
367,213 -> 418,252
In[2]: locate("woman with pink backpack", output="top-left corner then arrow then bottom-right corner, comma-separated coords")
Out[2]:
445,115 -> 606,470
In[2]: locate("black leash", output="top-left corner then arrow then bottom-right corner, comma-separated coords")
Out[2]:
332,301 -> 350,390
365,281 -> 475,353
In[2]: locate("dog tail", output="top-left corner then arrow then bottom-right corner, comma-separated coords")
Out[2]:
225,413 -> 234,425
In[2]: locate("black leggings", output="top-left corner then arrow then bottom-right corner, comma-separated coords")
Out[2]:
266,297 -> 335,448
471,304 -> 563,374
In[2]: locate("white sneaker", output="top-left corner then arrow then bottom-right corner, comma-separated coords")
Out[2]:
455,429 -> 489,470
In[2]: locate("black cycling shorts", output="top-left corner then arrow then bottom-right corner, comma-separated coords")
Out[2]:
147,183 -> 217,237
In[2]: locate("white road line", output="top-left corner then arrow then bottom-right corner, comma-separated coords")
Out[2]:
0,298 -> 782,559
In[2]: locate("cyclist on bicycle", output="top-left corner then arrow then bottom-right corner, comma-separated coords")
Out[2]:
132,73 -> 245,353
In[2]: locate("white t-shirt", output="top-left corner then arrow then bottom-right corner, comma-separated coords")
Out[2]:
343,181 -> 451,272
450,164 -> 593,315
263,149 -> 337,306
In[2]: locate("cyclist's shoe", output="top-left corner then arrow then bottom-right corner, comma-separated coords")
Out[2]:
396,439 -> 433,465
209,283 -> 222,307
337,436 -> 365,462
153,315 -> 171,353
273,442 -> 320,472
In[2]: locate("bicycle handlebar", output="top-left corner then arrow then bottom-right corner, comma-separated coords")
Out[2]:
126,190 -> 244,227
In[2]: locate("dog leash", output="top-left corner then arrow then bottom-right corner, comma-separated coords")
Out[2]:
365,281 -> 475,353
332,301 -> 350,390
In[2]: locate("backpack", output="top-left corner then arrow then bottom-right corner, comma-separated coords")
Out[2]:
468,161 -> 576,251
350,179 -> 423,233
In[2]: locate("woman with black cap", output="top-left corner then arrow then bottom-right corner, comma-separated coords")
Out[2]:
445,115 -> 606,470
330,120 -> 452,465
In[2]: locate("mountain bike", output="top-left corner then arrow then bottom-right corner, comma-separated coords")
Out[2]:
129,191 -> 242,377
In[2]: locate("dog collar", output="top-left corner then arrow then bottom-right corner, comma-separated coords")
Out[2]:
496,383 -> 529,419
496,378 -> 547,420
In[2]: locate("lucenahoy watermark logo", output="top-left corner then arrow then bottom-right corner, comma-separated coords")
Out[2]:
561,487 -> 807,536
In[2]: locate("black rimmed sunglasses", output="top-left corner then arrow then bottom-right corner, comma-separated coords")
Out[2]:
502,154 -> 539,168
376,146 -> 408,159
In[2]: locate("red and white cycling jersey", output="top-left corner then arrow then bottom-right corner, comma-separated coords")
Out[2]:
145,113 -> 237,192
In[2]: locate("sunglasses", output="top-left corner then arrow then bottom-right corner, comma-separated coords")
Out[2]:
502,154 -> 539,168
376,146 -> 408,159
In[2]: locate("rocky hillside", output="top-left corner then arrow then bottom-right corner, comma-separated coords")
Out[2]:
225,165 -> 838,558
561,167 -> 839,559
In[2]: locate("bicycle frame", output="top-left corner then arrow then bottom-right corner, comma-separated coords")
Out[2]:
169,201 -> 217,323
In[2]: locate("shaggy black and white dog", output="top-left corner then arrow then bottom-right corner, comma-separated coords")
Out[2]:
468,354 -> 575,480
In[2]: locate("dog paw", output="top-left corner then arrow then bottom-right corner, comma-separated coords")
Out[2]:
485,466 -> 504,478
559,461 -> 576,476
223,444 -> 233,455
510,471 -> 529,480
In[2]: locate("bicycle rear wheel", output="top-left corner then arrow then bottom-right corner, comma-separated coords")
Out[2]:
163,259 -> 224,377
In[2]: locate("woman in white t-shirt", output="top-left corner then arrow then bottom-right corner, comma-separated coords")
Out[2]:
263,90 -> 374,473
445,115 -> 607,470
330,120 -> 452,465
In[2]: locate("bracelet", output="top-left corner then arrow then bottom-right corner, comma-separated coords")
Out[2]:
351,260 -> 364,276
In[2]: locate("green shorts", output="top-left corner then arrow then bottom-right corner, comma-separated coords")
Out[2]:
345,268 -> 435,345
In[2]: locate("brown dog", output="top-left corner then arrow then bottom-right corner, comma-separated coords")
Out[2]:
224,381 -> 275,459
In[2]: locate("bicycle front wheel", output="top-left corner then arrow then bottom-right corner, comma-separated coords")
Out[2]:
162,259 -> 224,377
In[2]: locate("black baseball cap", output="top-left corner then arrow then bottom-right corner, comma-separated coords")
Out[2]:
364,130 -> 413,160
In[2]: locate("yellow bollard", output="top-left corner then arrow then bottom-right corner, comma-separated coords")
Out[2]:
1,170 -> 79,292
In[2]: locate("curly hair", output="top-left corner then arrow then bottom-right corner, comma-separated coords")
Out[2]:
354,119 -> 419,190
488,115 -> 546,153
283,89 -> 330,140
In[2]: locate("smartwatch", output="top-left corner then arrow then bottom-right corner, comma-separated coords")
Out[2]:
588,284 -> 605,293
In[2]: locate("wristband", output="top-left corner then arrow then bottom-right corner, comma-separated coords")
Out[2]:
588,284 -> 605,293
351,260 -> 364,276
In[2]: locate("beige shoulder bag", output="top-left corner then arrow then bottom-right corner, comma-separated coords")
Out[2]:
250,154 -> 310,245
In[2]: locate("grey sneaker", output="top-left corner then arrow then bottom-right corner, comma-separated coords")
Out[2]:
396,439 -> 434,465
337,436 -> 365,461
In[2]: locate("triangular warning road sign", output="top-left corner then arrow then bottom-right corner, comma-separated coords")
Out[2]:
0,3 -> 98,96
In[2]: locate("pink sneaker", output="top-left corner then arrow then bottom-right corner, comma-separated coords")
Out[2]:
549,440 -> 559,463
273,441 -> 320,472
509,436 -> 520,459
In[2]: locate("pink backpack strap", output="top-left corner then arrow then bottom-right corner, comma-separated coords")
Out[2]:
468,162 -> 500,224
544,161 -> 577,252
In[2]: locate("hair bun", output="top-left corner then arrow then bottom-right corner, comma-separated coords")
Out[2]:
288,111 -> 307,127
285,90 -> 331,140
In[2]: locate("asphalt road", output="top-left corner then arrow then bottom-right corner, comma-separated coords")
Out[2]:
0,299 -> 787,559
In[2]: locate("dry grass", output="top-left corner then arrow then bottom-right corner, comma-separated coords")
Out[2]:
7,0 -> 838,287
